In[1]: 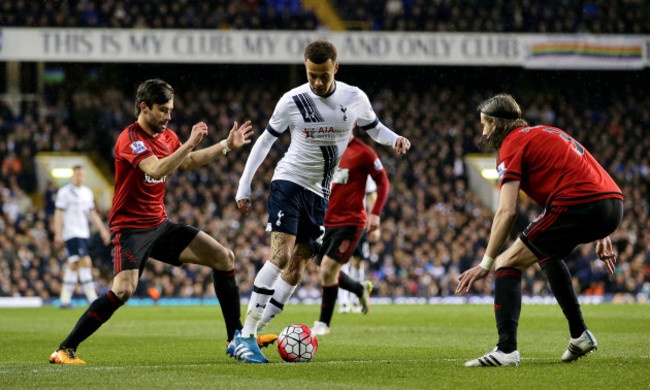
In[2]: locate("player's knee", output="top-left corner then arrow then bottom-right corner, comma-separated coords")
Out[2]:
112,286 -> 134,302
222,249 -> 235,268
272,252 -> 291,269
320,266 -> 338,285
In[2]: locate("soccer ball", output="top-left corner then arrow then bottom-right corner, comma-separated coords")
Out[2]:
277,324 -> 318,362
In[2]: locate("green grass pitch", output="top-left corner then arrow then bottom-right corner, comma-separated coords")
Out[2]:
1,304 -> 648,389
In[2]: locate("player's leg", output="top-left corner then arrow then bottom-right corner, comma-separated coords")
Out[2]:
257,242 -> 312,331
243,180 -> 301,337
243,231 -> 295,337
465,239 -> 538,367
174,229 -> 244,343
60,239 -> 81,307
78,255 -> 98,303
348,255 -> 363,312
337,262 -> 351,313
51,227 -> 154,364
60,258 -> 78,307
50,268 -> 134,364
315,255 -> 344,334
258,188 -> 328,332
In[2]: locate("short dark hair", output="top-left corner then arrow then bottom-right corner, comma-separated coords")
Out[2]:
304,40 -> 337,64
72,165 -> 83,171
134,79 -> 174,117
477,94 -> 528,151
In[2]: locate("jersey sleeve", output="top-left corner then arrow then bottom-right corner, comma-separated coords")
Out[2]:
354,89 -> 379,130
54,188 -> 68,210
116,131 -> 154,168
497,135 -> 524,188
266,93 -> 292,137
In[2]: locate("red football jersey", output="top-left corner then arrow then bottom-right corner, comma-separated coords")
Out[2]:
325,137 -> 388,227
497,125 -> 623,206
109,122 -> 181,230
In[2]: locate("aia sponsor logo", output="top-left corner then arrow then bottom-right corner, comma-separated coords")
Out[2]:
303,127 -> 347,138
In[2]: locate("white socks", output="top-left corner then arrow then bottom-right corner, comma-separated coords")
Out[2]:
60,266 -> 78,306
242,261 -> 282,337
257,278 -> 297,332
79,267 -> 98,302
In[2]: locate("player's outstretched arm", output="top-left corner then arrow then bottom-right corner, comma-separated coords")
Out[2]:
236,129 -> 278,215
139,121 -> 207,179
89,209 -> 111,245
182,120 -> 254,170
456,180 -> 520,294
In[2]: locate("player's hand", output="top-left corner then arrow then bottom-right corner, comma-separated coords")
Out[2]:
53,234 -> 64,249
237,198 -> 252,215
226,120 -> 254,150
365,213 -> 381,233
188,122 -> 208,148
394,136 -> 411,155
595,236 -> 616,275
100,229 -> 111,246
456,265 -> 489,294
368,228 -> 381,243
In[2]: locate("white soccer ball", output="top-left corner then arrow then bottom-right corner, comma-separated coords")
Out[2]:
277,324 -> 318,362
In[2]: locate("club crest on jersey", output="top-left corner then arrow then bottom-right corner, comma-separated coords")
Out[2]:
130,140 -> 147,154
340,105 -> 348,121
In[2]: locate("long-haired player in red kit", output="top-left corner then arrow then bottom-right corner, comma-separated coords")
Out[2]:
458,94 -> 623,367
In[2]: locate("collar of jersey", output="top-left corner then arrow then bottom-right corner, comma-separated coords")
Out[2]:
310,81 -> 337,99
134,121 -> 159,138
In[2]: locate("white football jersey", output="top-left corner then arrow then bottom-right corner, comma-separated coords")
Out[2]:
266,81 -> 378,199
55,184 -> 95,240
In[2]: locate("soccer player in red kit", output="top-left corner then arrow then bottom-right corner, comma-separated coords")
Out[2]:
457,94 -> 623,367
49,79 -> 272,364
312,133 -> 389,335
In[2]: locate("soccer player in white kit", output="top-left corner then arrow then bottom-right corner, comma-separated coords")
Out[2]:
53,166 -> 110,306
229,40 -> 411,363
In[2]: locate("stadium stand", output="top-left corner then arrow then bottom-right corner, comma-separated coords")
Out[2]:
2,0 -> 649,33
0,1 -> 648,304
0,65 -> 648,303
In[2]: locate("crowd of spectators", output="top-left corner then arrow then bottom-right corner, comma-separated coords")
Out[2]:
2,0 -> 649,34
0,0 -> 319,30
1,65 -> 648,304
335,0 -> 650,33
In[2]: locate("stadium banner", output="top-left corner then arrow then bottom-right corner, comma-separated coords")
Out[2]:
0,28 -> 648,69
523,35 -> 646,69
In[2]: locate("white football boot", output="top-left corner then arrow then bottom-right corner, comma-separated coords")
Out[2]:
561,330 -> 598,362
312,321 -> 331,336
464,348 -> 520,367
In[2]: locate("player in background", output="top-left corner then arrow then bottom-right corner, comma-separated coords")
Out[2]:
337,176 -> 381,315
53,165 -> 111,307
311,133 -> 389,336
49,78 -> 274,364
232,40 -> 410,363
457,94 -> 623,367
